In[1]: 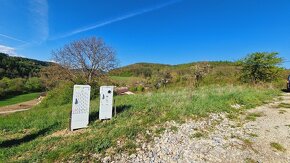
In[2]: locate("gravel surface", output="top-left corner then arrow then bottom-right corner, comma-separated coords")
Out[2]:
103,93 -> 290,163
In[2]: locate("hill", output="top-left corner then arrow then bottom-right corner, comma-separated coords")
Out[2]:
110,61 -> 238,77
109,61 -> 241,87
0,53 -> 50,79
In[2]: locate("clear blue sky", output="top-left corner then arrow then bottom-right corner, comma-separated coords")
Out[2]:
0,0 -> 290,68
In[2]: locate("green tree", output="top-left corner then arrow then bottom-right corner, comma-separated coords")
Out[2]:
25,77 -> 43,92
240,52 -> 283,83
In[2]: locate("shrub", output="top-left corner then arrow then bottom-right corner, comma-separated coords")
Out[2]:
240,52 -> 283,83
129,86 -> 137,92
136,85 -> 145,92
25,77 -> 43,92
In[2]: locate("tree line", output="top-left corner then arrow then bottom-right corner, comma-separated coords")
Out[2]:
0,53 -> 50,79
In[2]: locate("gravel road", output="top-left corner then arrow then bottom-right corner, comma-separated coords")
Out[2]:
105,93 -> 290,163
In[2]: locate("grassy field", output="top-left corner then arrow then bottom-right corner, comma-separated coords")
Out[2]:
0,92 -> 40,107
0,85 -> 280,162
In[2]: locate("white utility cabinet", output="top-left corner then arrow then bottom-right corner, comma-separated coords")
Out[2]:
70,85 -> 91,131
99,86 -> 114,120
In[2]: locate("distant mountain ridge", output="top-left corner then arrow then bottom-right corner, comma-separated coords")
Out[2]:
0,53 -> 50,79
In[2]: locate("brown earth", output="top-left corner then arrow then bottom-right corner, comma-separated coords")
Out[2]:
0,97 -> 44,114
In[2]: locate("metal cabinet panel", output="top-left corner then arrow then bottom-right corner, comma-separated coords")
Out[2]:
70,85 -> 91,131
99,86 -> 114,120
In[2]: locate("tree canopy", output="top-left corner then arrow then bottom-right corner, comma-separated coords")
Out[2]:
240,52 -> 283,83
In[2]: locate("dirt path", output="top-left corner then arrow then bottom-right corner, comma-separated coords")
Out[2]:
110,93 -> 290,163
0,97 -> 43,115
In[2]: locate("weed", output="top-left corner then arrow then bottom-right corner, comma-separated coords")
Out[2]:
245,112 -> 264,121
278,110 -> 287,114
169,126 -> 178,133
278,103 -> 290,108
239,138 -> 257,153
227,113 -> 238,120
270,142 -> 286,152
245,157 -> 258,163
248,133 -> 258,137
190,132 -> 206,139
155,127 -> 166,135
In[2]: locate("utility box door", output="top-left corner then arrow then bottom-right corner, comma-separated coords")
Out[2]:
99,86 -> 114,120
70,85 -> 91,131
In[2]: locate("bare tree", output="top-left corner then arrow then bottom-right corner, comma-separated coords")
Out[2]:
190,63 -> 211,87
52,37 -> 118,84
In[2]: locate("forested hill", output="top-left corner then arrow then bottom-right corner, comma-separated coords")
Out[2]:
0,53 -> 50,79
109,61 -> 238,77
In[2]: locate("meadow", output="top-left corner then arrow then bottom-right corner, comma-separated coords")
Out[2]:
0,92 -> 40,107
0,84 -> 280,162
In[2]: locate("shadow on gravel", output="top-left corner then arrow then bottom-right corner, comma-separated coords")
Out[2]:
0,124 -> 57,148
281,89 -> 290,93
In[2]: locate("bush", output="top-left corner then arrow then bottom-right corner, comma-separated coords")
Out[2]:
136,85 -> 145,92
240,52 -> 283,83
129,86 -> 137,92
25,77 -> 43,92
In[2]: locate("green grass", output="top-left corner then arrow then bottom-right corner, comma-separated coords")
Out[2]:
0,85 -> 280,162
270,142 -> 286,152
0,92 -> 40,107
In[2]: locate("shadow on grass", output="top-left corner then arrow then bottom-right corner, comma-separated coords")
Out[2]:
89,110 -> 99,123
116,104 -> 132,114
0,124 -> 57,148
89,105 -> 132,123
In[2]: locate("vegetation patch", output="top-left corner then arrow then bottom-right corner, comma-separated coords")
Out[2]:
270,142 -> 286,152
240,138 -> 257,153
248,133 -> 258,137
190,131 -> 206,139
278,103 -> 290,108
245,157 -> 258,163
278,110 -> 287,114
245,112 -> 264,121
169,126 -> 178,133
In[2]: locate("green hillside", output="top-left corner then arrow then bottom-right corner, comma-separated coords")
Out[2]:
0,53 -> 50,79
109,61 -> 241,87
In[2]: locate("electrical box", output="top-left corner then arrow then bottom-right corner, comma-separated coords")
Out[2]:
99,86 -> 114,120
70,85 -> 91,131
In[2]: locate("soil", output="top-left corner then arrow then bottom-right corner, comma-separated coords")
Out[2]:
0,96 -> 44,114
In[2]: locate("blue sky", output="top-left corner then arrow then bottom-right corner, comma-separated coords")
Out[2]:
0,0 -> 290,68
